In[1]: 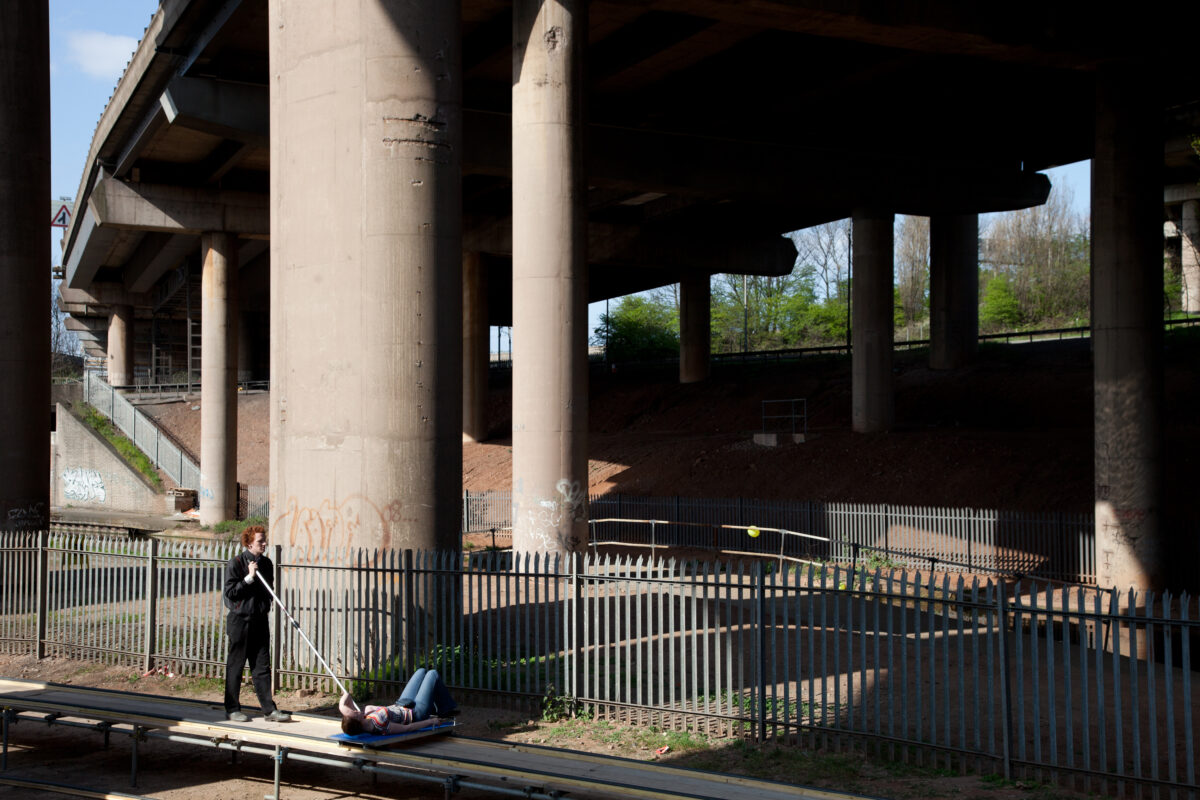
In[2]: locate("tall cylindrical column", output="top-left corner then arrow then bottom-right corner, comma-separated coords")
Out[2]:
1182,199 -> 1200,313
679,273 -> 711,383
463,251 -> 489,443
1093,64 -> 1166,591
0,5 -> 50,531
269,1 -> 462,553
929,214 -> 979,370
107,304 -> 135,387
511,0 -> 588,557
851,209 -> 895,433
200,232 -> 238,526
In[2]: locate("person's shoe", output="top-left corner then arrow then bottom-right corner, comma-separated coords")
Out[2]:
226,711 -> 250,722
264,709 -> 291,722
438,707 -> 460,718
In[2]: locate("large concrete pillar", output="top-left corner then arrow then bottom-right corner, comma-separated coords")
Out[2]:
106,304 -> 136,387
1182,199 -> 1200,313
1093,64 -> 1166,591
851,210 -> 895,433
929,214 -> 979,370
0,5 -> 49,531
511,0 -> 588,557
269,1 -> 462,553
679,273 -> 711,383
463,251 -> 488,443
200,232 -> 238,525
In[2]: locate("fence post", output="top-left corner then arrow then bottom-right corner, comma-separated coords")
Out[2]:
143,538 -> 159,674
403,549 -> 416,670
570,552 -> 583,701
996,580 -> 1013,781
35,531 -> 48,659
755,560 -> 767,743
271,543 -> 282,693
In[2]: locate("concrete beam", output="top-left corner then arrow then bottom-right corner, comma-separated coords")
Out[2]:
124,232 -> 198,293
60,284 -> 149,309
64,204 -> 119,289
463,108 -> 1051,219
1165,183 -> 1200,204
160,76 -> 269,149
465,215 -> 795,276
90,173 -> 268,236
64,317 -> 104,346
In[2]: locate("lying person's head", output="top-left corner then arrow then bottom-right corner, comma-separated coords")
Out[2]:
339,692 -> 364,735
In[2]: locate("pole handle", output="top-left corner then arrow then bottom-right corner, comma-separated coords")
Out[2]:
254,570 -> 360,712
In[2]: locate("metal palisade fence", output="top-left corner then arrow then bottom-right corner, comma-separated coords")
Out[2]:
0,530 -> 1196,798
466,491 -> 1096,584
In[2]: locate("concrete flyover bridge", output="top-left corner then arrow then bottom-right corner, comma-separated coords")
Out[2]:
3,1 -> 1197,591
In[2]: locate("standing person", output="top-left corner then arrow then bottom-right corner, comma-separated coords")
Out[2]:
338,668 -> 458,735
223,524 -> 290,722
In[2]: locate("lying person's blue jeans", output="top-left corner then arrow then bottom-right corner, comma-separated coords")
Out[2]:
394,668 -> 457,720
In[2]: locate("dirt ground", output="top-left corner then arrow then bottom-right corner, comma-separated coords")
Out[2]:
1,653 -> 1103,800
137,339 -> 1199,519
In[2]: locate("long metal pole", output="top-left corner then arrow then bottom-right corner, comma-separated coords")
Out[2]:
254,572 -> 359,710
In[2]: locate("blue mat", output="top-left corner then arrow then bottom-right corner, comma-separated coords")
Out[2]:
330,719 -> 456,747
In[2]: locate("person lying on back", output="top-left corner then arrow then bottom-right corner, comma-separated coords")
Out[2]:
338,667 -> 458,735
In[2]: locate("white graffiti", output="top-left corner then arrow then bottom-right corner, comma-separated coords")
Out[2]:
521,479 -> 586,553
62,467 -> 106,503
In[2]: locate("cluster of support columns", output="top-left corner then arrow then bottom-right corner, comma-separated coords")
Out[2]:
0,5 -> 1178,589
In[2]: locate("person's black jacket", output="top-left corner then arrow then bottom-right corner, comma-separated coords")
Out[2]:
223,551 -> 275,618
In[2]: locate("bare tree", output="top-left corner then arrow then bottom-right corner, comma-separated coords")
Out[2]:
50,278 -> 81,377
895,215 -> 930,323
789,219 -> 850,301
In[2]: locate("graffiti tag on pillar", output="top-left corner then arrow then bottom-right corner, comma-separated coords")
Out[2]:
62,467 -> 106,503
7,502 -> 46,530
521,479 -> 586,554
274,494 -> 403,558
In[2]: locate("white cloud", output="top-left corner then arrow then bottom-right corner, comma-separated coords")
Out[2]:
66,30 -> 138,81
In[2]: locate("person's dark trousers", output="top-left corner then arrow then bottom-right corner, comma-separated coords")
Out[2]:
225,613 -> 276,714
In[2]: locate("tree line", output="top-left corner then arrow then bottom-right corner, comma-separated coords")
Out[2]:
595,186 -> 1115,362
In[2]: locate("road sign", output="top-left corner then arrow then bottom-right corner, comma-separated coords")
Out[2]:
50,203 -> 72,228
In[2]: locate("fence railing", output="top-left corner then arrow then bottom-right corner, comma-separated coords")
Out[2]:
0,530 -> 1195,799
82,372 -> 201,491
466,491 -> 1096,584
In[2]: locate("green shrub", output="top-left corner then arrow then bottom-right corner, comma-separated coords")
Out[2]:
213,516 -> 268,541
79,404 -> 163,491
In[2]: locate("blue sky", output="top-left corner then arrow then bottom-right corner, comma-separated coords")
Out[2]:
49,0 -> 154,263
46,1 -> 1091,339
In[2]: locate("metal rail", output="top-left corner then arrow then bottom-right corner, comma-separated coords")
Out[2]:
0,678 -> 861,800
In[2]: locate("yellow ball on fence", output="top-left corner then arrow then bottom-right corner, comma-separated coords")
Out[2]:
747,526 -> 761,538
